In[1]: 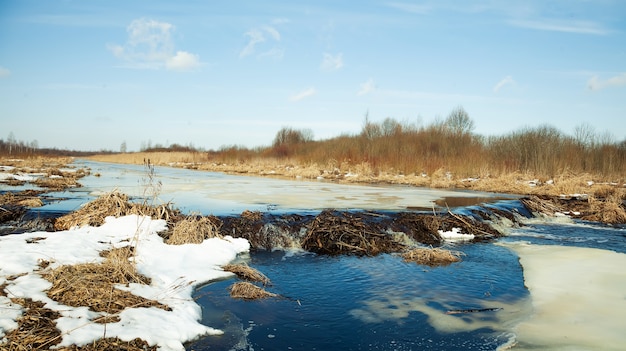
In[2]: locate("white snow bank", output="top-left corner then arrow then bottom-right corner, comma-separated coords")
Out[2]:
503,243 -> 626,350
0,215 -> 250,350
438,227 -> 474,241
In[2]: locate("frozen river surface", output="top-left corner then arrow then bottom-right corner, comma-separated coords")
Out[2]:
39,160 -> 512,216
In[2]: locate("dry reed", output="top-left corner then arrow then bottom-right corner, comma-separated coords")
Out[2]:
582,194 -> 626,224
1,298 -> 63,350
229,282 -> 277,300
401,247 -> 463,266
165,215 -> 221,245
223,263 -> 270,285
54,191 -> 180,230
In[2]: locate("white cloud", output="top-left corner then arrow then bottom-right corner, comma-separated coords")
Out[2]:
166,51 -> 201,71
0,66 -> 10,78
108,18 -> 201,71
239,26 -> 282,58
509,19 -> 609,35
290,87 -> 317,102
358,78 -> 376,96
239,29 -> 266,58
320,53 -> 344,71
588,73 -> 626,91
493,76 -> 515,93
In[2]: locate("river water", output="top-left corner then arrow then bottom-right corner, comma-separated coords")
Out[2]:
3,160 -> 625,350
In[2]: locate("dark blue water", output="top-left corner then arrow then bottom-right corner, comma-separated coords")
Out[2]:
189,241 -> 529,351
186,208 -> 626,351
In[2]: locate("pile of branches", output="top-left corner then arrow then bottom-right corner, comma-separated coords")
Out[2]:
301,210 -> 406,256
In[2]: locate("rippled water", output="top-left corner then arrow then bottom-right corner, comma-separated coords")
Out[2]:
190,243 -> 529,351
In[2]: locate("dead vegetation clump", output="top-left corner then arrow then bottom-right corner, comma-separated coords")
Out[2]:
164,214 -> 221,245
0,190 -> 47,224
33,176 -> 82,190
41,246 -> 169,318
54,191 -> 180,230
401,247 -> 463,266
301,210 -> 406,256
223,263 -> 270,286
1,298 -> 63,350
0,190 -> 46,208
229,282 -> 277,300
581,194 -> 626,224
55,338 -> 158,351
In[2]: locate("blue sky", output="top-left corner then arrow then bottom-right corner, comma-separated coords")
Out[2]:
1,0 -> 624,152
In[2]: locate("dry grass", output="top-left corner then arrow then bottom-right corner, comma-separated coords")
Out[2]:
86,152 -> 208,167
41,247 -> 169,318
0,190 -> 45,208
33,176 -> 81,190
2,298 -> 62,350
165,215 -> 221,245
401,247 -> 463,266
54,191 -> 180,230
223,263 -> 270,285
229,282 -> 277,300
56,338 -> 157,351
0,156 -> 74,170
582,194 -> 626,224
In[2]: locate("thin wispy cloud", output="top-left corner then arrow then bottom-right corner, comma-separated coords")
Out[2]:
386,2 -> 432,14
290,87 -> 316,101
320,53 -> 344,71
0,66 -> 10,78
108,18 -> 201,71
493,76 -> 515,93
239,25 -> 282,59
358,78 -> 376,96
509,19 -> 609,35
588,73 -> 626,91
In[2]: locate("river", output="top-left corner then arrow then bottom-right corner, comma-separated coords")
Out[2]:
4,160 -> 626,350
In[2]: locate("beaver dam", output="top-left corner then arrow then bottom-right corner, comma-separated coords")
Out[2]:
44,191 -> 516,256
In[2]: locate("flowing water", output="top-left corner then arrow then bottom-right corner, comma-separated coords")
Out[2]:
2,160 -> 625,350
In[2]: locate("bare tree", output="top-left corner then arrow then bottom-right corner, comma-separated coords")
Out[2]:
273,127 -> 313,146
573,123 -> 596,148
445,106 -> 475,135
